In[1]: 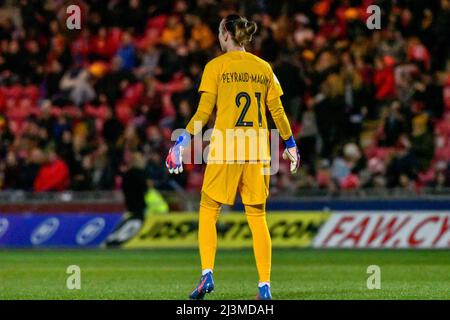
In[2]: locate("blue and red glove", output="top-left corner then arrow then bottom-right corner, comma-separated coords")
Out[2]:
166,131 -> 191,174
282,136 -> 300,173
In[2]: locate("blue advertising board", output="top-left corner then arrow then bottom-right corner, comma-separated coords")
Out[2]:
0,213 -> 122,248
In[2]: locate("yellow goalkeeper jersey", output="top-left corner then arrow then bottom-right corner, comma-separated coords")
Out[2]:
197,50 -> 288,162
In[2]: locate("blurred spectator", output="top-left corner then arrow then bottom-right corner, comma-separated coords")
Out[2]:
116,32 -> 137,71
410,102 -> 434,171
122,151 -> 148,218
2,151 -> 21,190
298,101 -> 318,171
374,55 -> 396,105
19,148 -> 44,191
274,53 -> 304,121
104,151 -> 147,246
33,149 -> 70,192
60,66 -> 96,106
103,107 -> 123,146
381,100 -> 406,146
160,16 -> 185,48
386,135 -> 418,188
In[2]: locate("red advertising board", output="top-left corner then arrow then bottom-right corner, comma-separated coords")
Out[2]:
313,212 -> 450,248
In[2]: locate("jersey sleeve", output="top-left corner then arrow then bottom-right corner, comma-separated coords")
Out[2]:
198,60 -> 219,95
266,65 -> 283,102
267,97 -> 292,141
186,92 -> 216,135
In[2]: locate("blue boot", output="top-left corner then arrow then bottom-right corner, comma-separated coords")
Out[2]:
189,272 -> 214,300
256,284 -> 272,300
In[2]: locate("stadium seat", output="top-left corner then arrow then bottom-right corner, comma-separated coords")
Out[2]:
434,146 -> 450,161
418,165 -> 436,185
316,170 -> 331,188
115,102 -> 133,125
340,174 -> 360,190
364,146 -> 396,161
23,85 -> 40,102
3,85 -> 23,100
122,82 -> 144,107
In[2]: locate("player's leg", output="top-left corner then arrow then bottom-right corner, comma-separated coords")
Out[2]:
189,192 -> 221,300
240,162 -> 272,299
244,202 -> 272,300
199,191 -> 221,273
190,163 -> 243,299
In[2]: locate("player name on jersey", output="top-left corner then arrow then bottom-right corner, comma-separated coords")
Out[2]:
221,72 -> 269,85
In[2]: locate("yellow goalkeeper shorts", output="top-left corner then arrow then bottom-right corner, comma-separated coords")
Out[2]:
201,162 -> 270,205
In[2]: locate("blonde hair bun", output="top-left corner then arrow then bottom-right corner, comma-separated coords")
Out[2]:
224,15 -> 257,46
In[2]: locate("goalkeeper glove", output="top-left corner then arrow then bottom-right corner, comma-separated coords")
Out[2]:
165,131 -> 191,174
282,135 -> 300,174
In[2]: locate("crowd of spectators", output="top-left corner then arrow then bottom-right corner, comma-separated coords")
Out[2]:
0,0 -> 449,196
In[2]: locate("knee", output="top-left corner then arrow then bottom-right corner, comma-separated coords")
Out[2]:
244,203 -> 266,217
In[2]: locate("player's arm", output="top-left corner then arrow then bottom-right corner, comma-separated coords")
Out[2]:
267,97 -> 300,173
165,92 -> 216,174
267,97 -> 292,141
265,66 -> 300,173
166,60 -> 219,174
186,92 -> 216,135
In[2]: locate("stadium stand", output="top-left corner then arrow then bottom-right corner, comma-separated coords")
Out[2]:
0,0 -> 449,197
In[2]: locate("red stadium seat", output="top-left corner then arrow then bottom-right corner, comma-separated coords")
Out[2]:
23,85 -> 40,102
0,90 -> 5,113
340,174 -> 360,190
146,14 -> 168,32
444,76 -> 450,110
364,146 -> 396,161
435,119 -> 450,137
115,102 -> 133,125
85,104 -> 109,120
434,146 -> 450,161
316,170 -> 331,188
418,165 -> 436,185
122,82 -> 144,107
3,85 -> 23,100
109,27 -> 123,54
62,105 -> 83,118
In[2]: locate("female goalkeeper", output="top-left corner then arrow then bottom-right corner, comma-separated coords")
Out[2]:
166,14 -> 300,300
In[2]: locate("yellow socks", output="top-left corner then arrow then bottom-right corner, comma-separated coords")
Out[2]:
198,192 -> 221,271
198,193 -> 271,284
245,203 -> 272,284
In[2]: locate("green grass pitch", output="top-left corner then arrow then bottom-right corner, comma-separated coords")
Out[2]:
0,249 -> 449,300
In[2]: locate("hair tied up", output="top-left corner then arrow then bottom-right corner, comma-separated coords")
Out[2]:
232,16 -> 257,46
